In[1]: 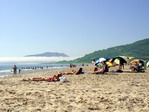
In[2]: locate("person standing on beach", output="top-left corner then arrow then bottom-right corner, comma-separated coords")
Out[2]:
12,65 -> 17,74
19,68 -> 21,74
119,58 -> 126,70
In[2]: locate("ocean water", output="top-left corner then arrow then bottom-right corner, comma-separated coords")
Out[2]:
0,63 -> 69,77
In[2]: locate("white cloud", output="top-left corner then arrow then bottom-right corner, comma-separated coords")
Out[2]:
0,57 -> 78,63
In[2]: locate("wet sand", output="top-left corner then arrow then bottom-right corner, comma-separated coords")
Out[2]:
0,65 -> 149,112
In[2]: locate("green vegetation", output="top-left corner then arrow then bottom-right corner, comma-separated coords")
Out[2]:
58,38 -> 149,64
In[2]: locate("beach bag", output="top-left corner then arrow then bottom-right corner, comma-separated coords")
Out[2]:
59,76 -> 68,82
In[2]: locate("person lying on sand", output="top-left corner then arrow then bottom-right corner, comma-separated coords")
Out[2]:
23,73 -> 62,82
62,68 -> 85,75
130,62 -> 145,73
75,67 -> 85,75
61,70 -> 76,75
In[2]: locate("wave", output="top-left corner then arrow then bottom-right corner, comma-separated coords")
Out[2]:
0,69 -> 12,73
0,63 -> 70,77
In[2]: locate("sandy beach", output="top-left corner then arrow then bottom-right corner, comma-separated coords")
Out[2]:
0,65 -> 149,112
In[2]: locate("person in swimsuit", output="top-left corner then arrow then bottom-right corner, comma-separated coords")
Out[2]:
23,73 -> 63,82
62,68 -> 85,75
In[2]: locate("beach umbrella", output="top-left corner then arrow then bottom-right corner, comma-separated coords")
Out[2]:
98,57 -> 109,63
106,61 -> 113,66
130,59 -> 141,64
120,56 -> 135,62
146,61 -> 149,67
111,56 -> 127,64
92,58 -> 99,63
128,57 -> 135,59
92,57 -> 109,65
111,58 -> 120,64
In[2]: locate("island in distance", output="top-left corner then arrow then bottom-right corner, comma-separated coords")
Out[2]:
24,52 -> 69,57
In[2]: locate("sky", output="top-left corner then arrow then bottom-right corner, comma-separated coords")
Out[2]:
0,0 -> 149,60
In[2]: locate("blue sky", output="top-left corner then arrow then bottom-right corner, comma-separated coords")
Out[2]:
0,0 -> 149,58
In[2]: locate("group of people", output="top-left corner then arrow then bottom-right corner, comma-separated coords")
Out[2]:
23,67 -> 85,82
21,57 -> 147,83
130,60 -> 145,72
91,62 -> 109,74
92,57 -> 146,73
12,65 -> 21,74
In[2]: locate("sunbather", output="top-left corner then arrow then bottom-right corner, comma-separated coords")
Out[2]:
62,68 -> 85,75
23,73 -> 63,82
75,67 -> 84,75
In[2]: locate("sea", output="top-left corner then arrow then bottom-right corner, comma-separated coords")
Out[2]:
0,63 -> 70,77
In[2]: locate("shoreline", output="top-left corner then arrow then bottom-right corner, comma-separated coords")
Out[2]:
0,65 -> 149,112
0,63 -> 71,77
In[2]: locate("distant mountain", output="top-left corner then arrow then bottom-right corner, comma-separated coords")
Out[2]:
25,52 -> 69,57
58,38 -> 149,63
